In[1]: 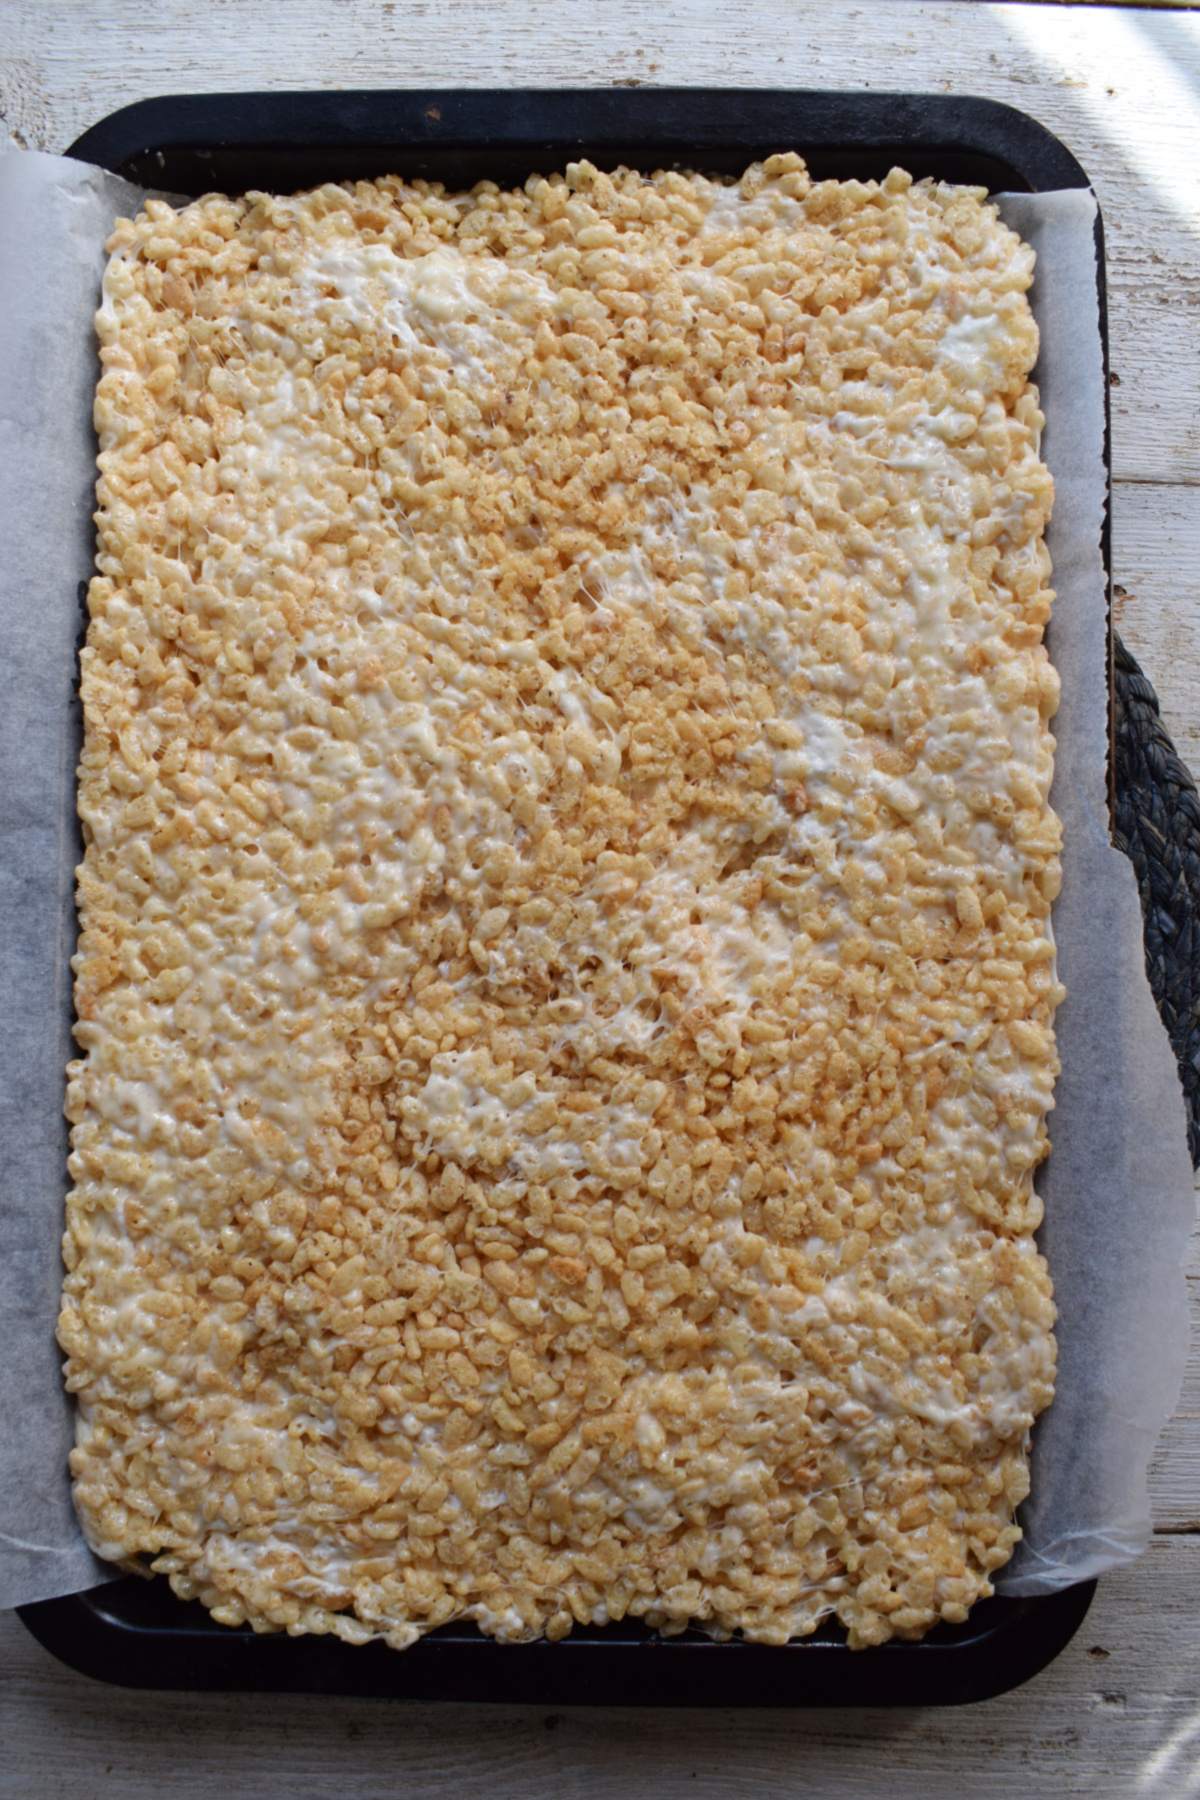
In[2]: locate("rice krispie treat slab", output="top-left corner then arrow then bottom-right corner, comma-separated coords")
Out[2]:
60,153 -> 1060,1651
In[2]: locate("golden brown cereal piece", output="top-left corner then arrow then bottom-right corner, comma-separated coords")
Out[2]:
61,156 -> 1059,1652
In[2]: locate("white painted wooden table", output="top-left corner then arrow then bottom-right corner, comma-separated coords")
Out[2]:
4,2 -> 1200,1790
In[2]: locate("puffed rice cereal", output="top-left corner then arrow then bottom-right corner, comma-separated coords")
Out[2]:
60,154 -> 1061,1650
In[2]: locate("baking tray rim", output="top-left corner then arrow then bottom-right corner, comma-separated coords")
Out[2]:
19,1573 -> 1096,1707
65,84 -> 1094,196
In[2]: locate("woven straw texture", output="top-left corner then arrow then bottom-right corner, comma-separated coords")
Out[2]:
1113,632 -> 1200,1166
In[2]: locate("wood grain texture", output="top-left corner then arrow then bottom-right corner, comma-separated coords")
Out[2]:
1111,292 -> 1200,484
1148,1186 -> 1200,1527
3,1 -> 1200,1789
1114,484 -> 1200,771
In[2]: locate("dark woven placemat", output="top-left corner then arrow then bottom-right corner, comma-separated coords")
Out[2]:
1113,630 -> 1200,1165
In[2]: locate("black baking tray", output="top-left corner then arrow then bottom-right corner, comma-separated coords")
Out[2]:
20,1572 -> 1095,1706
20,87 -> 1103,1707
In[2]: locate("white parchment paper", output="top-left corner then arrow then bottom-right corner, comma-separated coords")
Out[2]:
0,151 -> 1191,1611
0,150 -> 153,1607
994,190 -> 1194,1592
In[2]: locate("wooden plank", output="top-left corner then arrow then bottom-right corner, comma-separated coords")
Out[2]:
1110,293 -> 1200,486
0,1535 -> 1198,1798
1149,1191 -> 1200,1528
1113,481 -> 1200,771
1148,1178 -> 1200,1528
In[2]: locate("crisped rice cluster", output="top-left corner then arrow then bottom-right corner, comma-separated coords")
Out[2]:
60,153 -> 1061,1652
